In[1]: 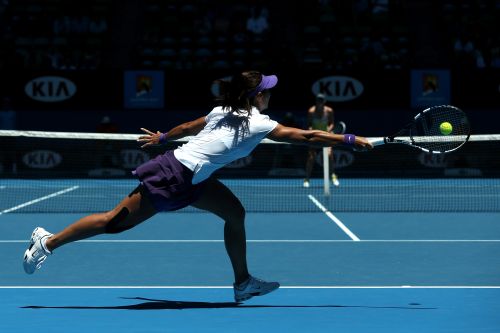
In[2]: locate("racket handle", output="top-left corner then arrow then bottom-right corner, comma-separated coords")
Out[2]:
368,137 -> 385,146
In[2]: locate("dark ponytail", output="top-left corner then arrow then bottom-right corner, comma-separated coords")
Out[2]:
214,71 -> 262,116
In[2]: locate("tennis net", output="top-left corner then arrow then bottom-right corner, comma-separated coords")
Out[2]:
0,130 -> 498,212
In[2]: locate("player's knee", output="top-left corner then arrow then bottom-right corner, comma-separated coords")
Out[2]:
230,204 -> 246,225
104,207 -> 132,234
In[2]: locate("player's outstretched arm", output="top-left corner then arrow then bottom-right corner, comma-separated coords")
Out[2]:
137,116 -> 207,148
268,124 -> 373,151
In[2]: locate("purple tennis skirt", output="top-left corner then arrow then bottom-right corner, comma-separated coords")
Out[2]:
132,150 -> 206,212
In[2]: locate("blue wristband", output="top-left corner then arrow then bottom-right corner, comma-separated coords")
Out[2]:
159,133 -> 168,144
343,134 -> 356,145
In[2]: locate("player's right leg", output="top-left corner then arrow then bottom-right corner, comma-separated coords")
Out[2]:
23,185 -> 157,274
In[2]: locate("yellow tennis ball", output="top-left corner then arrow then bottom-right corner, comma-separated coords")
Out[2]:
439,122 -> 453,135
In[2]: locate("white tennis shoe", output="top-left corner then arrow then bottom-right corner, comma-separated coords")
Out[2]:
23,227 -> 53,274
233,275 -> 280,302
331,173 -> 340,187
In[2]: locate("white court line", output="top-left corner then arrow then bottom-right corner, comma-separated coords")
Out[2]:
308,194 -> 360,241
0,286 -> 499,289
0,186 -> 79,215
2,239 -> 500,244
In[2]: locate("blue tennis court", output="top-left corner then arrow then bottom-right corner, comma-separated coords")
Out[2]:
2,0 -> 499,331
1,178 -> 499,332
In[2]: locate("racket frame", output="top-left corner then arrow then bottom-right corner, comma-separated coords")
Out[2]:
369,105 -> 470,154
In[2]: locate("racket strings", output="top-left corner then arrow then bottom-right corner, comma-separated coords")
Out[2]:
411,106 -> 470,152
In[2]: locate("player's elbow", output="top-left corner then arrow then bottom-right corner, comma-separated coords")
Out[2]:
182,121 -> 201,136
179,123 -> 191,135
305,130 -> 322,140
305,130 -> 330,146
296,130 -> 321,145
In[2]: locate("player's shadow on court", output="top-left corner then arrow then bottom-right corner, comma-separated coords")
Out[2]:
22,297 -> 436,310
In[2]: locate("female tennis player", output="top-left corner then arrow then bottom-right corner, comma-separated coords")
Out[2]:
303,93 -> 338,188
23,71 -> 372,302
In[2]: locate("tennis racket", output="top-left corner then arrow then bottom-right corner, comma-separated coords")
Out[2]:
369,105 -> 470,153
333,120 -> 346,134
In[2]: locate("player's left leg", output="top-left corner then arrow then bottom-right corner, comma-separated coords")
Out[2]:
191,178 -> 279,302
191,178 -> 248,284
329,147 -> 339,186
304,148 -> 317,187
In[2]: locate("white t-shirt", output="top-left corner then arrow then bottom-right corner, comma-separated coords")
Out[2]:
174,106 -> 278,184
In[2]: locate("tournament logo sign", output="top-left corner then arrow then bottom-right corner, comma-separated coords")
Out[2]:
411,69 -> 450,109
124,71 -> 164,109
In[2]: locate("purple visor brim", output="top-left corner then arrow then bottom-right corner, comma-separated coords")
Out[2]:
247,74 -> 278,97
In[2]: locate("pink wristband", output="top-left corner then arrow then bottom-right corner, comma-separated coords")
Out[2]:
343,134 -> 356,145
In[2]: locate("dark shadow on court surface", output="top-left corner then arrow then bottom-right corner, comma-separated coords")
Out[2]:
21,297 -> 436,310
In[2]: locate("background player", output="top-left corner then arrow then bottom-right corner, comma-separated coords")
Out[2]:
303,93 -> 339,188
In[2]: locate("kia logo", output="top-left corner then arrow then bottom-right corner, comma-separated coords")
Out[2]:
315,150 -> 354,169
25,76 -> 77,102
23,150 -> 62,169
312,76 -> 364,102
418,152 -> 449,168
120,149 -> 150,169
225,155 -> 253,169
334,150 -> 354,168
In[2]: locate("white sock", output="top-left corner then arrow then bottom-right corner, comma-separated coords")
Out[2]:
40,236 -> 52,255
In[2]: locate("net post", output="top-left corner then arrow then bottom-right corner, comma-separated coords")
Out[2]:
323,147 -> 330,196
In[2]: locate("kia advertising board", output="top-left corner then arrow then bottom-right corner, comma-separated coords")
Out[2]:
24,76 -> 77,103
311,76 -> 364,102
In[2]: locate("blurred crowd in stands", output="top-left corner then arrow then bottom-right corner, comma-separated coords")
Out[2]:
0,0 -> 499,72
440,1 -> 500,68
0,0 -> 109,70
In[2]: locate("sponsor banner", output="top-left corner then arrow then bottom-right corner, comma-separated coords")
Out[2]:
301,71 -> 409,109
224,155 -> 253,169
0,70 -> 411,111
22,150 -> 62,169
314,150 -> 354,169
418,152 -> 449,168
123,70 -> 164,109
1,70 -> 411,111
119,149 -> 150,169
5,71 -> 121,110
411,69 -> 451,109
311,76 -> 364,102
5,69 -> 498,137
24,76 -> 77,103
1,136 -> 499,178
